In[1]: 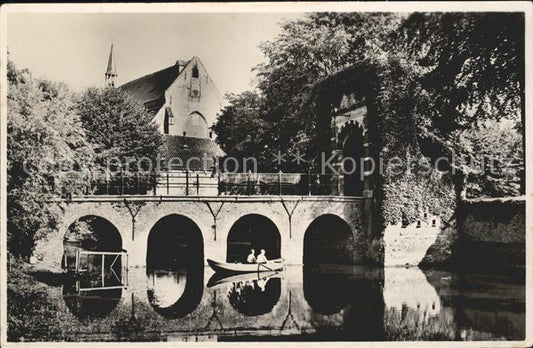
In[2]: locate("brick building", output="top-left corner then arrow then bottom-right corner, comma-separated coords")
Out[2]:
106,45 -> 224,169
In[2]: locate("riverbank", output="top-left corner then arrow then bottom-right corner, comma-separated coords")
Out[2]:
6,259 -> 68,341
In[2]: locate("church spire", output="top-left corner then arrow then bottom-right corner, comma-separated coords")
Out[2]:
105,43 -> 117,87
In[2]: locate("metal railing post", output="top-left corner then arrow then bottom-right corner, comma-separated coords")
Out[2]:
307,170 -> 311,196
278,171 -> 282,195
185,170 -> 189,195
101,254 -> 105,287
217,171 -> 221,195
152,172 -> 157,195
196,174 -> 200,195
120,170 -> 124,195
166,171 -> 170,195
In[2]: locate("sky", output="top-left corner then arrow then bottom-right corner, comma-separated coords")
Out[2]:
7,12 -> 304,94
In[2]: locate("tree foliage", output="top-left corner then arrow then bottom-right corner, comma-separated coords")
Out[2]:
7,61 -> 93,257
76,87 -> 164,172
395,12 -> 524,196
398,13 -> 524,134
211,91 -> 272,171
7,63 -> 164,258
214,12 -> 524,197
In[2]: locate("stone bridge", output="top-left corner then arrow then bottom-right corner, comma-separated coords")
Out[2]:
35,195 -> 371,271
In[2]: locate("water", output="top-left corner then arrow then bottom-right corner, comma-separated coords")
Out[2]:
37,264 -> 524,341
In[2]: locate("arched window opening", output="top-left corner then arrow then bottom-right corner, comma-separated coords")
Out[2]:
184,112 -> 208,138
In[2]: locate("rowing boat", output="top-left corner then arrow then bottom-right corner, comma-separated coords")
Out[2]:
207,258 -> 284,274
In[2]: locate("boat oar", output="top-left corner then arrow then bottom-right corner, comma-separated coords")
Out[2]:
268,258 -> 285,263
258,262 -> 273,272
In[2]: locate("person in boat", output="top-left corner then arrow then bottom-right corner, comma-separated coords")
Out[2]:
256,249 -> 268,263
246,249 -> 257,263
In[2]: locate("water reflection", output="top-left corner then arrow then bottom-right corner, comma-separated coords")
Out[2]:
382,267 -> 456,340
62,254 -> 124,319
63,281 -> 122,319
52,264 -> 524,341
226,275 -> 281,316
145,214 -> 205,318
146,265 -> 204,318
383,267 -> 441,320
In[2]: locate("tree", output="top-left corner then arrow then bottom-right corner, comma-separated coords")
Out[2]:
215,12 -> 524,197
7,61 -> 93,258
396,12 -> 525,194
212,91 -> 272,171
76,88 -> 164,188
214,13 -> 402,172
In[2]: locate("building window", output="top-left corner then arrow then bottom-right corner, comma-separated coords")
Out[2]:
192,66 -> 199,78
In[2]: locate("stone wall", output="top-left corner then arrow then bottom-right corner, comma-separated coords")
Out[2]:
384,217 -> 440,267
33,196 -> 371,272
456,197 -> 525,271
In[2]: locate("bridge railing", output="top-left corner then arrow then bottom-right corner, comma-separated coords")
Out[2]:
63,171 -> 345,196
219,172 -> 343,196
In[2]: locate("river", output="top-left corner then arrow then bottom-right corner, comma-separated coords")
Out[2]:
39,263 -> 524,341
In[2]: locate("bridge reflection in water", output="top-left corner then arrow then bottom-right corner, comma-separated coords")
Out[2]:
58,262 -> 524,341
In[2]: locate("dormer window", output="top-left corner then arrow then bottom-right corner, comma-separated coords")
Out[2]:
192,66 -> 199,78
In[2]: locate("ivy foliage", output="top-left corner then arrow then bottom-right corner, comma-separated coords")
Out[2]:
214,12 -> 524,199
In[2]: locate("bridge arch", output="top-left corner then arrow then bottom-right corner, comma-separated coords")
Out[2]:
64,215 -> 122,251
303,214 -> 357,265
61,215 -> 123,271
146,214 -> 204,318
146,214 -> 204,269
226,214 -> 281,263
61,215 -> 124,317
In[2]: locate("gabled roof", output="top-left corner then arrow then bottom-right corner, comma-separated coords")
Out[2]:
120,60 -> 190,112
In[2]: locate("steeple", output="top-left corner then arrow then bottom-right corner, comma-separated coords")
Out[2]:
105,43 -> 117,87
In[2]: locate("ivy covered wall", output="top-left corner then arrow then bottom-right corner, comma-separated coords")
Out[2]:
310,60 -> 460,266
